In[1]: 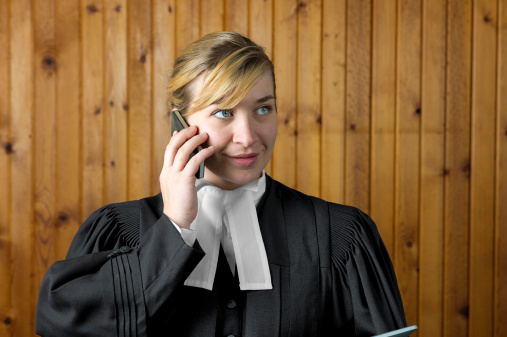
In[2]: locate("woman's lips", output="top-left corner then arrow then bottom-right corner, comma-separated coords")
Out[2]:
228,153 -> 259,166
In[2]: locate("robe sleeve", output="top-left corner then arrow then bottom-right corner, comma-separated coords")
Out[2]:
328,204 -> 407,336
36,202 -> 205,337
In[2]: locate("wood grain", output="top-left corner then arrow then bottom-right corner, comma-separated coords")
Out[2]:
225,0 -> 248,36
419,0 -> 446,335
296,0 -> 321,197
55,0 -> 81,261
272,0 -> 297,188
104,0 -> 127,204
34,0 -> 56,299
470,0 -> 497,336
201,0 -> 224,35
495,2 -> 507,336
152,0 -> 176,194
345,0 -> 371,212
10,0 -> 35,335
321,0 -> 346,205
395,0 -> 422,327
127,0 -> 152,200
0,0 -> 12,334
370,0 -> 396,254
81,0 -> 104,218
444,0 -> 472,335
176,0 -> 200,54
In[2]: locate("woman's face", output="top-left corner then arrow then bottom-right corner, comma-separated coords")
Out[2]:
186,72 -> 277,190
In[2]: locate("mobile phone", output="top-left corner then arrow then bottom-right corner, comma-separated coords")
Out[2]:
171,110 -> 205,179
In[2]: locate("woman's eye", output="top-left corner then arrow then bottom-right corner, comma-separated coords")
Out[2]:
256,106 -> 272,115
213,109 -> 233,118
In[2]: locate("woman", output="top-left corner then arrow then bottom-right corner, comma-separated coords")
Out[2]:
36,32 -> 407,336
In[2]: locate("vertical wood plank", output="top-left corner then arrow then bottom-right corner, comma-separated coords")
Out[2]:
444,0 -> 472,335
495,1 -> 507,334
395,0 -> 422,326
370,0 -> 396,254
345,0 -> 371,212
0,0 -> 12,334
127,0 -> 152,200
272,0 -> 297,188
34,0 -> 56,297
81,0 -> 104,218
249,0 -> 273,175
10,0 -> 35,334
55,0 -> 81,260
201,0 -> 224,35
470,0 -> 497,336
419,0 -> 446,335
104,0 -> 128,204
175,0 -> 200,54
225,0 -> 248,36
152,0 -> 176,194
321,0 -> 346,205
495,2 -> 507,335
249,0 -> 273,57
296,0 -> 321,197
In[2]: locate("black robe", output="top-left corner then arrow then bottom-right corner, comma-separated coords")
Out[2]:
36,176 -> 407,336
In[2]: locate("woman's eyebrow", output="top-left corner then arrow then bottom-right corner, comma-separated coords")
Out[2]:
256,95 -> 275,103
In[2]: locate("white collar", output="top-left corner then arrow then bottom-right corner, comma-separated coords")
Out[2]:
184,172 -> 272,291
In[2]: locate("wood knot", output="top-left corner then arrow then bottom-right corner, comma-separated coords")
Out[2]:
299,1 -> 307,9
484,13 -> 492,23
110,160 -> 116,167
122,103 -> 128,111
58,213 -> 68,223
415,108 -> 421,115
315,116 -> 322,124
86,4 -> 99,14
42,55 -> 56,70
168,5 -> 173,13
406,241 -> 413,248
4,317 -> 11,325
94,107 -> 101,115
109,101 -> 114,107
462,163 -> 471,177
350,124 -> 356,131
114,4 -> 121,12
459,306 -> 469,319
4,142 -> 14,154
443,168 -> 450,176
139,53 -> 147,63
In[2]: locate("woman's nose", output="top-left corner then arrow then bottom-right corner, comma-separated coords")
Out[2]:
232,116 -> 258,147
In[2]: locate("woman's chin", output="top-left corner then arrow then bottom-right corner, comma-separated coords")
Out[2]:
203,168 -> 263,190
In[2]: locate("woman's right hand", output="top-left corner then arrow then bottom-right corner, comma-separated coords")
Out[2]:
160,125 -> 215,229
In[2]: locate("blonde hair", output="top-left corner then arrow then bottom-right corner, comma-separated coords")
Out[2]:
167,32 -> 275,116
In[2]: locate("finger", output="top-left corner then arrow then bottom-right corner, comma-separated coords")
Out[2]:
172,132 -> 209,171
163,126 -> 198,168
183,145 -> 215,175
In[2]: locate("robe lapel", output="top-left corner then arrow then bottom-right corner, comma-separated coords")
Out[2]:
244,176 -> 289,337
245,177 -> 320,336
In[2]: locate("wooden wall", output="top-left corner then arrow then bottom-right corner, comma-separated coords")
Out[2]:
0,0 -> 505,336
